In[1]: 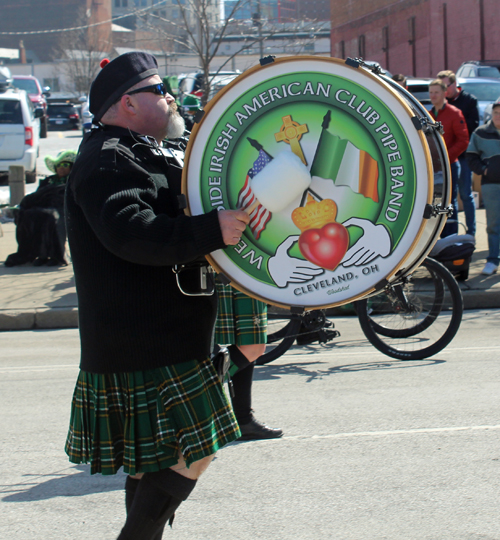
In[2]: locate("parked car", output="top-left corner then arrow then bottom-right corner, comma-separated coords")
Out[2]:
47,101 -> 81,131
405,77 -> 433,110
79,96 -> 93,135
456,60 -> 500,79
0,85 -> 42,184
481,96 -> 500,124
457,77 -> 500,123
11,75 -> 50,138
178,70 -> 241,104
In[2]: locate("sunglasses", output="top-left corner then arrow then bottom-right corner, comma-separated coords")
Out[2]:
125,83 -> 167,97
56,162 -> 72,168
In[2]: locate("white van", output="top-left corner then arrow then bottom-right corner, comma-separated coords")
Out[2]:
0,84 -> 42,183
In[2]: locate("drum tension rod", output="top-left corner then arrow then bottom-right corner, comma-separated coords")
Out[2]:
419,117 -> 445,135
345,57 -> 385,76
423,204 -> 454,219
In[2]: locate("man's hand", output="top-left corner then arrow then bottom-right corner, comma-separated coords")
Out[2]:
268,235 -> 324,287
218,209 -> 250,246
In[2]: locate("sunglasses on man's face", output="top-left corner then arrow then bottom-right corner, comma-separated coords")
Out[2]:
56,162 -> 72,168
125,83 -> 167,97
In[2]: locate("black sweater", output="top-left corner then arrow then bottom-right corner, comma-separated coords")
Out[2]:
65,125 -> 226,373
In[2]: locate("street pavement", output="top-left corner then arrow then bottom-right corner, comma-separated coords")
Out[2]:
1,318 -> 500,539
1,136 -> 500,539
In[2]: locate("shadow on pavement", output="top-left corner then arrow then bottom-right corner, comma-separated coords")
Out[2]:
2,465 -> 125,502
255,355 -> 446,382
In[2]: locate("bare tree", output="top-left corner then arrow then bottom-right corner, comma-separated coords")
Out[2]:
56,7 -> 112,96
136,0 -> 325,106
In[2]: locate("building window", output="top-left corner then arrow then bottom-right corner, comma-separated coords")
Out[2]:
339,40 -> 345,59
358,35 -> 365,58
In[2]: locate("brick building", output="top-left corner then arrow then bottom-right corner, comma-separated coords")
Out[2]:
330,0 -> 500,77
0,0 -> 112,62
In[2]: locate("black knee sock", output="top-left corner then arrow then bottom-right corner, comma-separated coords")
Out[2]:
125,476 -> 164,540
230,361 -> 255,425
117,469 -> 197,540
227,344 -> 252,376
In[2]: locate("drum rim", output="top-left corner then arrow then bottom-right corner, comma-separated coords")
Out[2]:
182,55 -> 436,310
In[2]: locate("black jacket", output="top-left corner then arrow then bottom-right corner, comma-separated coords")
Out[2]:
448,90 -> 479,137
65,125 -> 226,373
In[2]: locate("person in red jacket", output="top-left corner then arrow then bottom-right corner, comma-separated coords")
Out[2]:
429,79 -> 470,237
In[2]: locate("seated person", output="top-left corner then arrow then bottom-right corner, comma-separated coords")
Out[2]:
5,150 -> 76,267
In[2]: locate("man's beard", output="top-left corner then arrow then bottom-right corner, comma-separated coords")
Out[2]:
165,105 -> 186,139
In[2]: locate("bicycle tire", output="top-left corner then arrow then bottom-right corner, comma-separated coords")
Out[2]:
257,313 -> 301,365
355,257 -> 463,360
368,258 -> 446,338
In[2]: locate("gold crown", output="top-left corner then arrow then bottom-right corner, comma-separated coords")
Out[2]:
292,198 -> 338,231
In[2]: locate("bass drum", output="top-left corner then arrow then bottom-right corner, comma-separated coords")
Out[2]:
182,56 -> 451,310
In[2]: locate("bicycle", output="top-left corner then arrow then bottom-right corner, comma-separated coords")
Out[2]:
257,257 -> 463,364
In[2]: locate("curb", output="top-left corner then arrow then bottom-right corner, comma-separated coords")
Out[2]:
0,307 -> 78,331
0,287 -> 499,331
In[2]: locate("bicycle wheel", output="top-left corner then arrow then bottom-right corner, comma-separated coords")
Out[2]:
257,310 -> 301,365
367,259 -> 446,338
355,257 -> 463,360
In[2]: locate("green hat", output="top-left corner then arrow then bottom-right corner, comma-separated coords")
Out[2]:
183,94 -> 201,111
44,150 -> 77,173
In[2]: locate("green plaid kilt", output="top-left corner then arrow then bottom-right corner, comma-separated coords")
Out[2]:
65,357 -> 240,476
214,282 -> 267,346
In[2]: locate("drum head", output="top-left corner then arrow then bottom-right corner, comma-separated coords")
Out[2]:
183,56 -> 433,309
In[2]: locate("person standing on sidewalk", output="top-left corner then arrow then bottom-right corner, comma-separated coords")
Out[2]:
64,52 -> 249,540
466,102 -> 500,275
438,70 -> 479,236
429,79 -> 470,237
215,282 -> 283,440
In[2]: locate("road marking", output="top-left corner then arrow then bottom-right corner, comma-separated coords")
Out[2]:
234,425 -> 500,445
0,364 -> 77,373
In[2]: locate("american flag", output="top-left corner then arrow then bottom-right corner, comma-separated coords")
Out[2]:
237,149 -> 273,239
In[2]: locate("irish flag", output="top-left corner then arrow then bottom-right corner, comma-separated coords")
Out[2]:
310,131 -> 379,202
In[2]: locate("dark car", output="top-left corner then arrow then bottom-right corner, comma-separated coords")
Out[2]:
47,102 -> 81,130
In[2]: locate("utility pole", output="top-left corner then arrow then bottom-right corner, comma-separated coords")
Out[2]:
252,0 -> 264,58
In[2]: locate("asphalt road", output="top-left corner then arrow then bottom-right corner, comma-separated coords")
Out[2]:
1,310 -> 500,540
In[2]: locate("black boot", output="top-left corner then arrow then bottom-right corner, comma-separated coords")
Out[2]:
231,361 -> 283,440
117,469 -> 197,540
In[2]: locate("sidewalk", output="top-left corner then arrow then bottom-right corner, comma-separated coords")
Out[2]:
1,209 -> 500,330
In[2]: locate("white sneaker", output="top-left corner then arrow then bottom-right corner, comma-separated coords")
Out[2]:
481,262 -> 498,275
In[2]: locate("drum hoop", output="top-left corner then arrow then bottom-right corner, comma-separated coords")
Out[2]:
182,56 -> 436,310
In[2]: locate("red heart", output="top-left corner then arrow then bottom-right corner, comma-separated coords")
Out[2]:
298,222 -> 349,271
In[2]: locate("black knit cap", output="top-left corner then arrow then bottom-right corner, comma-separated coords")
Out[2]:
89,52 -> 159,123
